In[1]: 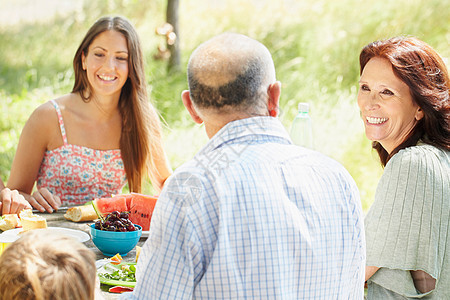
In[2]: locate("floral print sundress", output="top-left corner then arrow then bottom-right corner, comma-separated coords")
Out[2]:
36,100 -> 127,205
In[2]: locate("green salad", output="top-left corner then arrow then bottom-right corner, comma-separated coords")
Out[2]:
98,262 -> 136,288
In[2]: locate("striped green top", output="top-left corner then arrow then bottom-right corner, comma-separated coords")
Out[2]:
365,143 -> 450,299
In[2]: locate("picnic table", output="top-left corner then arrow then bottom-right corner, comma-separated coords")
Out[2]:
39,210 -> 146,300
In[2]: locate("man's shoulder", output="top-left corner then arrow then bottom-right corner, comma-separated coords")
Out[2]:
161,158 -> 212,199
288,147 -> 352,176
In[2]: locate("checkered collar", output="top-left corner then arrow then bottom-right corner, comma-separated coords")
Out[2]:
202,116 -> 291,153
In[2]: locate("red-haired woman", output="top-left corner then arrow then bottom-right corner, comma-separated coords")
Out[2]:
358,36 -> 449,298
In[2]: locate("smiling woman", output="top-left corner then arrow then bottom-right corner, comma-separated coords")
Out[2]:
358,36 -> 450,299
358,56 -> 424,154
6,16 -> 172,213
81,30 -> 129,99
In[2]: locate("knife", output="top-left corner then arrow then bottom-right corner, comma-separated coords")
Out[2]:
32,206 -> 72,213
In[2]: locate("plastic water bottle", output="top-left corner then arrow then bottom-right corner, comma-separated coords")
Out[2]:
290,102 -> 313,148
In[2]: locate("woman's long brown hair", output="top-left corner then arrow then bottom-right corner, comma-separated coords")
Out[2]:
72,16 -> 164,192
359,36 -> 450,166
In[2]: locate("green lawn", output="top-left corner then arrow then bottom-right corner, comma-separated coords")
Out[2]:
1,0 -> 449,210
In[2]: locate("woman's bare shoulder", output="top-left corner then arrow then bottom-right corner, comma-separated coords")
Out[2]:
16,100 -> 60,149
27,100 -> 57,125
24,94 -> 77,138
28,94 -> 75,123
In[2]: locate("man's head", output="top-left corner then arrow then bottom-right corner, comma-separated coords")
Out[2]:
182,33 -> 280,137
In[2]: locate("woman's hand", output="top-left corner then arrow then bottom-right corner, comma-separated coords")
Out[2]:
29,187 -> 61,213
0,188 -> 32,215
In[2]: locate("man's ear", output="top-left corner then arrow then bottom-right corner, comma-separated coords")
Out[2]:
182,90 -> 203,124
267,81 -> 281,117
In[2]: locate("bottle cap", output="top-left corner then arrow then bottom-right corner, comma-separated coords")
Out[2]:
298,102 -> 309,113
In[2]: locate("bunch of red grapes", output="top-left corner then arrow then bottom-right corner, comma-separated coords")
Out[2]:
94,211 -> 137,232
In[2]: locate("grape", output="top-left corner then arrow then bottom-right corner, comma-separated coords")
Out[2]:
95,220 -> 102,230
95,211 -> 137,232
114,220 -> 124,228
106,215 -> 117,222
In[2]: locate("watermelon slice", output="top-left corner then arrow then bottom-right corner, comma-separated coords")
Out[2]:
94,196 -> 128,217
94,193 -> 158,231
129,193 -> 158,231
124,194 -> 133,209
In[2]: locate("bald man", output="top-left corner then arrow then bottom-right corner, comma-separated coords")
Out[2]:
124,33 -> 365,299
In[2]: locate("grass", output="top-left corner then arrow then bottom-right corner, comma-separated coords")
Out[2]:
0,0 -> 449,210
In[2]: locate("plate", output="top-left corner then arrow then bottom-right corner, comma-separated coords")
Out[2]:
97,261 -> 136,288
0,227 -> 90,243
141,231 -> 149,238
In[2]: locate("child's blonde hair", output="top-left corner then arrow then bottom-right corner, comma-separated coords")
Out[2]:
0,229 -> 96,300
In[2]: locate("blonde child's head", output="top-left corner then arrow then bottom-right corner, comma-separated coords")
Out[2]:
0,229 -> 96,300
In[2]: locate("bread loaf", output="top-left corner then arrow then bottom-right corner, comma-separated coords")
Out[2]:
0,214 -> 20,231
64,205 -> 97,222
19,209 -> 47,232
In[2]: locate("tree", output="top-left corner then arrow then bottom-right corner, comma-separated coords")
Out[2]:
166,0 -> 180,73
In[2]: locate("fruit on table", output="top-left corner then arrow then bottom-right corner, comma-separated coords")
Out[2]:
94,211 -> 137,232
110,253 -> 123,265
94,193 -> 158,231
128,193 -> 157,231
94,195 -> 129,215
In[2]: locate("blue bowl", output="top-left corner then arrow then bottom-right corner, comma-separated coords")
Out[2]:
90,224 -> 142,257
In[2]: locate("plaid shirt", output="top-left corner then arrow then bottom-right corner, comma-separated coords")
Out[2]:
122,116 -> 365,300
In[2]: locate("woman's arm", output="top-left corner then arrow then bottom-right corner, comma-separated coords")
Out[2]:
7,103 -> 61,213
145,103 -> 173,194
365,266 -> 380,282
149,145 -> 173,193
410,270 -> 436,293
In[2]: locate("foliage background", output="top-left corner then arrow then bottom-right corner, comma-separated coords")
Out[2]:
0,0 -> 449,211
